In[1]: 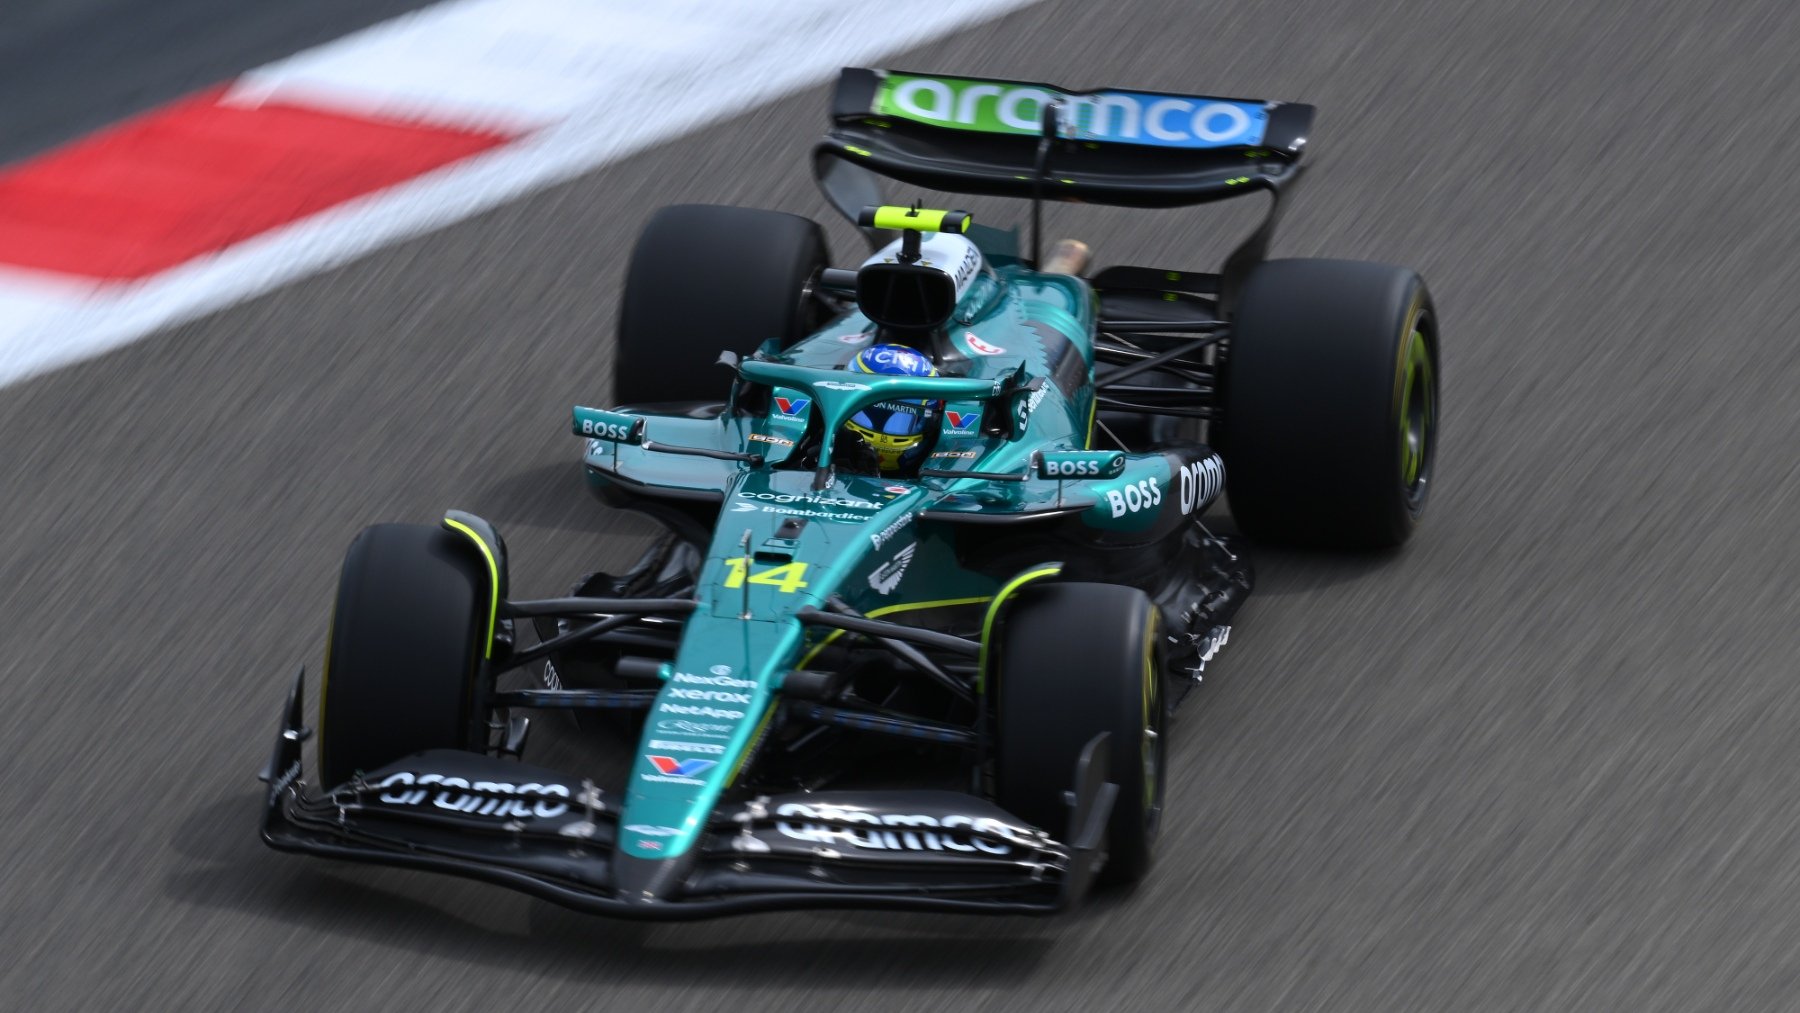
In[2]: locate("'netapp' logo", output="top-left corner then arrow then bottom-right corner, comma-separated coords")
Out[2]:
658,703 -> 746,719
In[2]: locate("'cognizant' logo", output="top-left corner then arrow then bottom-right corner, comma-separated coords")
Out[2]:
875,74 -> 1267,150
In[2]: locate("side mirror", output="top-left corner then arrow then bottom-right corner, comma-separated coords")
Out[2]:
981,366 -> 1043,442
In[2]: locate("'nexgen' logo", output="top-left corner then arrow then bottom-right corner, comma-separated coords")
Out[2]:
875,74 -> 1267,150
672,671 -> 754,689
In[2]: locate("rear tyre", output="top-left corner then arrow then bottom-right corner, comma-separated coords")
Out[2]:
617,204 -> 829,405
1219,258 -> 1439,548
993,582 -> 1165,884
318,524 -> 489,788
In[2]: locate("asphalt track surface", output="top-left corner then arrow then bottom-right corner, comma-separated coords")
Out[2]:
5,0 -> 1800,1009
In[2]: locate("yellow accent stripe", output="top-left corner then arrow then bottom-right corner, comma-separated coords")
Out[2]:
726,705 -> 777,786
1389,292 -> 1426,413
1142,608 -> 1159,725
796,595 -> 994,669
976,565 -> 1063,693
443,518 -> 499,659
1140,605 -> 1160,808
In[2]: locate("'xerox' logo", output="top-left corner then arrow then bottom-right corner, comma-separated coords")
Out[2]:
647,756 -> 717,778
774,396 -> 810,418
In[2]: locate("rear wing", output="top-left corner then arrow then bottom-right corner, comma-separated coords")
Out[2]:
814,68 -> 1313,223
814,68 -> 1315,311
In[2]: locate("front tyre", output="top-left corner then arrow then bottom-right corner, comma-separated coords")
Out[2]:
1220,258 -> 1440,548
317,524 -> 490,788
992,582 -> 1166,884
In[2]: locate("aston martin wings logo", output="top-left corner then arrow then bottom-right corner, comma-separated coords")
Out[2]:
868,543 -> 916,594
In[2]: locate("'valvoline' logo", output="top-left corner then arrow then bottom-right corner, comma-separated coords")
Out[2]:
647,756 -> 717,777
774,396 -> 810,418
944,410 -> 979,435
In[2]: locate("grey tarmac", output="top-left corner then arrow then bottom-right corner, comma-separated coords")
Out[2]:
3,0 -> 1800,1010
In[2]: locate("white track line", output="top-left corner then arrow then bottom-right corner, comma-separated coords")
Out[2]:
0,0 -> 1039,390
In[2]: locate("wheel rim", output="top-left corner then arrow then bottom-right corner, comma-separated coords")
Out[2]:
1397,328 -> 1436,510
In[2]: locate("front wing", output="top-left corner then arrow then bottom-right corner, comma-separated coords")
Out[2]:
259,673 -> 1117,919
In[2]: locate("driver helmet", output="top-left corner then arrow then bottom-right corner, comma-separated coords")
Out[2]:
842,344 -> 941,472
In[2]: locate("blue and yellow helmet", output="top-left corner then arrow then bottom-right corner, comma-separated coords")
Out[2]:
843,344 -> 939,471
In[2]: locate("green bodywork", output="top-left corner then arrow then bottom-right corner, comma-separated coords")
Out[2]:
577,239 -> 1199,860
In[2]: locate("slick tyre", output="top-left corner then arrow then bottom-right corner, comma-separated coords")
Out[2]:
318,524 -> 489,788
993,582 -> 1166,884
617,204 -> 829,406
1220,258 -> 1439,548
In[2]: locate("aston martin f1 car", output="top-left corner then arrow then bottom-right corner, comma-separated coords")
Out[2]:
260,69 -> 1440,918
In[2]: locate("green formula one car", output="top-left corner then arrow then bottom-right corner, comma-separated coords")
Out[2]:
260,69 -> 1440,918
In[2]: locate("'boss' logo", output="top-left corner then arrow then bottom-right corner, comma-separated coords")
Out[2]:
580,418 -> 635,440
1044,458 -> 1109,477
1106,477 -> 1162,517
